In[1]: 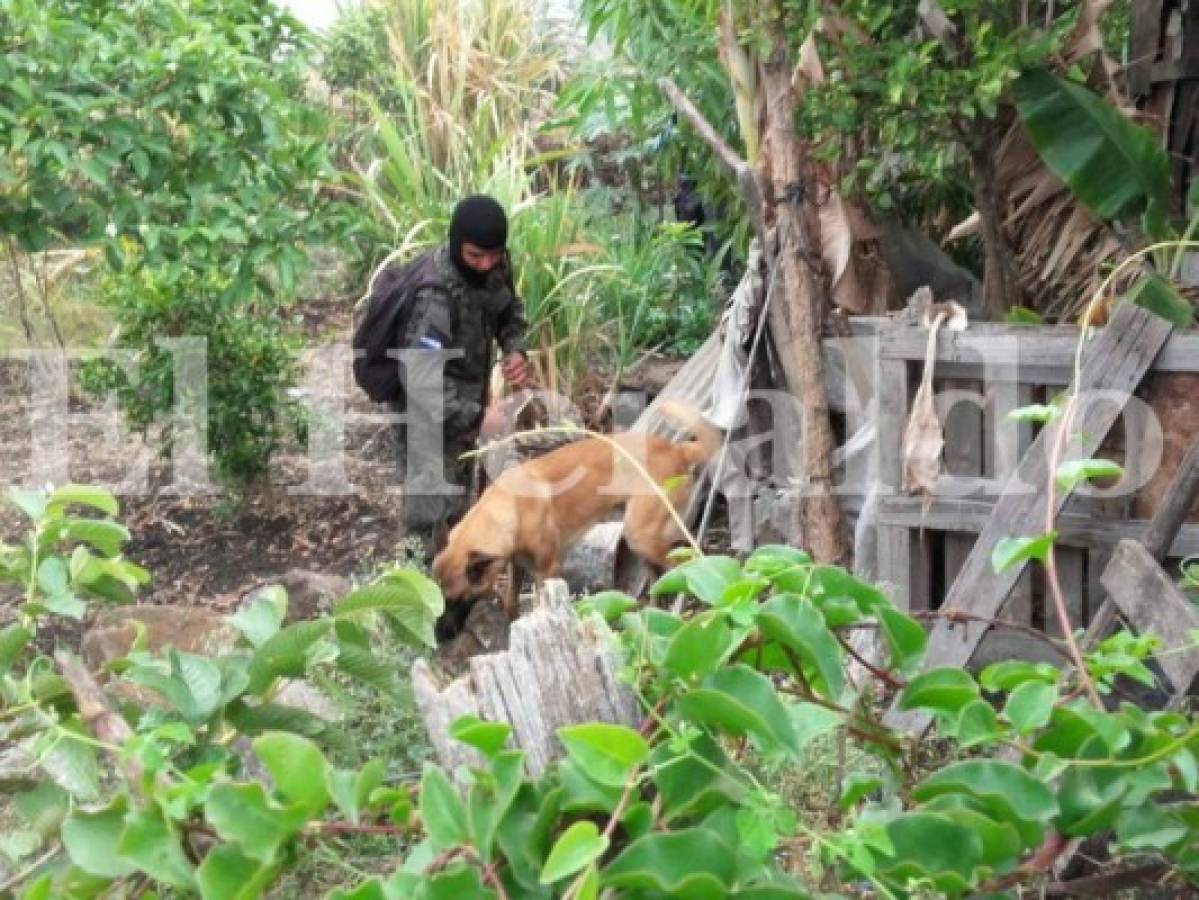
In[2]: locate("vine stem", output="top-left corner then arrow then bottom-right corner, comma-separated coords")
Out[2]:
1043,239 -> 1199,709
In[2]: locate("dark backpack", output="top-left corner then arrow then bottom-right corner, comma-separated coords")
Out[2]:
351,251 -> 442,403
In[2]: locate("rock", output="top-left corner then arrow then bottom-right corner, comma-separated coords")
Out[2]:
80,605 -> 239,670
243,569 -> 351,623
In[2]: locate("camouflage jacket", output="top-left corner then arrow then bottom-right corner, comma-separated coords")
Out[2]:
398,245 -> 527,434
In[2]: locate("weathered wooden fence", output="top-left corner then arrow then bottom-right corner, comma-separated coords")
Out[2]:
857,307 -> 1199,664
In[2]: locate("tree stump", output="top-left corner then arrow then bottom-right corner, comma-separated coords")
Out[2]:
410,579 -> 640,775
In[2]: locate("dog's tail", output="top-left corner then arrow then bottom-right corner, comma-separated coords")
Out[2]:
658,400 -> 722,465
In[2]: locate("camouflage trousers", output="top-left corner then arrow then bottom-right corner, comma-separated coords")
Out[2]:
392,407 -> 479,556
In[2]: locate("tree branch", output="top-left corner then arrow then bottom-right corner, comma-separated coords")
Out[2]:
656,76 -> 767,248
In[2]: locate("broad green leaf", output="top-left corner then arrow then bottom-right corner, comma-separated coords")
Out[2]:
756,593 -> 844,701
335,644 -> 396,694
326,768 -> 361,825
650,732 -> 743,821
979,660 -> 1060,692
253,732 -> 330,816
663,612 -> 735,681
652,556 -> 742,604
876,812 -> 983,892
576,590 -> 637,623
1127,272 -> 1194,328
246,620 -> 331,694
117,804 -> 194,888
229,589 -> 286,648
557,723 -> 648,788
39,724 -> 101,801
558,756 -> 623,814
602,828 -> 735,895
955,700 -> 1003,748
1057,764 -> 1127,836
1014,68 -> 1171,233
7,490 -> 47,522
47,485 -> 119,517
60,519 -> 130,557
15,781 -> 69,836
62,796 -> 135,879
327,880 -> 388,900
743,545 -> 813,591
991,532 -> 1057,573
172,650 -> 224,721
423,863 -> 498,899
334,569 -> 442,648
809,565 -> 888,616
466,751 -> 524,862
1003,681 -> 1057,734
915,759 -> 1058,825
897,668 -> 980,717
790,702 -> 842,751
1115,804 -> 1188,852
574,864 -> 600,900
876,606 -> 926,675
539,821 -> 609,884
1006,403 -> 1056,423
204,783 -> 309,863
839,773 -> 883,809
675,665 -> 799,755
419,764 -> 468,850
0,624 -> 33,674
225,700 -> 342,749
19,874 -> 53,899
1055,458 -> 1124,493
450,715 -> 511,758
196,844 -> 279,900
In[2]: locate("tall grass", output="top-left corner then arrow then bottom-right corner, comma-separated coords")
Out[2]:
340,0 -> 722,400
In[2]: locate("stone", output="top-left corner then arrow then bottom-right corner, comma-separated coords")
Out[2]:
80,605 -> 239,670
243,569 -> 351,623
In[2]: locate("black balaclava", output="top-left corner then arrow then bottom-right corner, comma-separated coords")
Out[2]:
448,194 -> 508,288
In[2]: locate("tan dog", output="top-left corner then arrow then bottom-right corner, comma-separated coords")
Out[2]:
431,401 -> 720,618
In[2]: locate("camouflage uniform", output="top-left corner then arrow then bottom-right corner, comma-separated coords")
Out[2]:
391,245 -> 527,550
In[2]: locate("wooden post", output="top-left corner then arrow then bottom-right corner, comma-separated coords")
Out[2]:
411,580 -> 639,776
759,29 -> 850,566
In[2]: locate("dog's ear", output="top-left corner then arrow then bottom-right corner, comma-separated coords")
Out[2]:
466,551 -> 501,585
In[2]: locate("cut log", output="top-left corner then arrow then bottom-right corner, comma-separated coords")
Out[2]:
411,579 -> 639,775
885,302 -> 1174,734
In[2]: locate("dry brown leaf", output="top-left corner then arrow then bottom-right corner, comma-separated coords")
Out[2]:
819,193 -> 884,314
917,0 -> 956,40
1063,0 -> 1116,62
902,297 -> 968,506
793,30 -> 825,96
944,211 -> 980,243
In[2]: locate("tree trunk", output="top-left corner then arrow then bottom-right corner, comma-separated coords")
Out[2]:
759,32 -> 850,566
969,138 -> 1022,317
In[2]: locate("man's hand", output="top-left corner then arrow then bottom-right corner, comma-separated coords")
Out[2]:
500,351 -> 529,387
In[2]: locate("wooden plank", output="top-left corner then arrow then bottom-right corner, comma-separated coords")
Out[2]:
885,303 -> 1174,733
875,357 -> 913,609
877,321 -> 1199,374
1100,540 -> 1199,692
988,381 -> 1035,483
874,496 -> 1199,557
